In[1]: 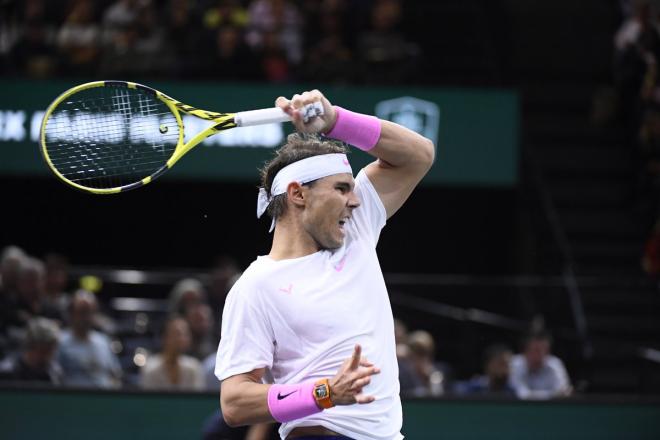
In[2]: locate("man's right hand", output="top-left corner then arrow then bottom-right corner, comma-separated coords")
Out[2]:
329,344 -> 381,405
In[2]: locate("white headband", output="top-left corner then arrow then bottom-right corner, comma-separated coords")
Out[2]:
257,153 -> 353,231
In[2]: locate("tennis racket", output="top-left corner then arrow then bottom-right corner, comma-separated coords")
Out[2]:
39,80 -> 323,194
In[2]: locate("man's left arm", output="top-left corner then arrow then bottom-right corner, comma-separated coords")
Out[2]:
551,357 -> 573,396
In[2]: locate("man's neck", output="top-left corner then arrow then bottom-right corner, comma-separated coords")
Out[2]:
269,218 -> 320,261
73,327 -> 89,340
22,351 -> 39,370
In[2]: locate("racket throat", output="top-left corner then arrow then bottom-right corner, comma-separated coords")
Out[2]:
212,118 -> 237,131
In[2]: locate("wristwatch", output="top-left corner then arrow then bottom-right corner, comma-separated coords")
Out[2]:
313,378 -> 334,409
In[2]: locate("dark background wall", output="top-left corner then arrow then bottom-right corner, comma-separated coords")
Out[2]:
0,176 -> 518,274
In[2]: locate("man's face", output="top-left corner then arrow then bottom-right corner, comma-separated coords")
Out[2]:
165,319 -> 191,354
525,339 -> 550,372
71,299 -> 95,332
301,173 -> 360,250
31,343 -> 57,370
18,269 -> 45,302
186,304 -> 212,338
486,352 -> 511,381
1,257 -> 22,291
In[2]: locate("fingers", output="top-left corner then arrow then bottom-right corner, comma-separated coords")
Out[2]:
354,393 -> 376,404
347,365 -> 379,396
331,346 -> 381,406
275,96 -> 289,109
291,93 -> 304,109
355,365 -> 380,379
277,90 -> 324,114
359,358 -> 374,368
291,90 -> 323,108
349,344 -> 362,370
351,376 -> 371,391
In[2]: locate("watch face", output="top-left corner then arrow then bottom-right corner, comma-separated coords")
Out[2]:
315,384 -> 329,399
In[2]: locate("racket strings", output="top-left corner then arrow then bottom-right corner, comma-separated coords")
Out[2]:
46,114 -> 176,183
44,86 -> 180,189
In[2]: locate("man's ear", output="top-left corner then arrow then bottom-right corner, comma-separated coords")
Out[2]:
287,181 -> 306,208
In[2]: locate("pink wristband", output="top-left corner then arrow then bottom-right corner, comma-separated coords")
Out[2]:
267,381 -> 321,423
325,106 -> 381,151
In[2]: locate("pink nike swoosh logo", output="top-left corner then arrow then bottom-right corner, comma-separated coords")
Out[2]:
279,284 -> 293,294
334,252 -> 349,272
342,159 -> 349,166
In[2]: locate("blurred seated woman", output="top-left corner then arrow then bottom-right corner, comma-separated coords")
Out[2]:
141,317 -> 204,391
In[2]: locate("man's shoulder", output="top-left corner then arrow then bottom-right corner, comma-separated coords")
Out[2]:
224,259 -> 274,302
234,256 -> 295,288
179,355 -> 203,370
545,355 -> 567,370
88,330 -> 112,345
58,330 -> 75,346
509,354 -> 527,371
143,354 -> 164,373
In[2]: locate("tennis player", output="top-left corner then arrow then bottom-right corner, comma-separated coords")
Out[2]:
215,89 -> 434,440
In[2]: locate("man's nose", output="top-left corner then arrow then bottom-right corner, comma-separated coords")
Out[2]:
348,193 -> 361,208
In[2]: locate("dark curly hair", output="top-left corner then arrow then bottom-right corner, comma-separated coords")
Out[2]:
259,133 -> 349,221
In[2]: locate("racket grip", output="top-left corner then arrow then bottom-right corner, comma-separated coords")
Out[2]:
234,107 -> 291,127
234,102 -> 324,127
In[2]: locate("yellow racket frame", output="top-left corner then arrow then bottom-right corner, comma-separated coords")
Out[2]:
40,80 -> 237,194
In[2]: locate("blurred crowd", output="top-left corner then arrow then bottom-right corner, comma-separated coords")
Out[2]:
613,0 -> 660,275
0,0 -> 420,85
0,245 -> 241,391
0,244 -> 572,405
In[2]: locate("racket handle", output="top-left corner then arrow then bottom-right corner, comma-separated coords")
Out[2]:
234,102 -> 324,127
235,107 -> 290,127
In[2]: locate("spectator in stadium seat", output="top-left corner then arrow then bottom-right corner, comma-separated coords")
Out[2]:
0,246 -> 27,299
510,331 -> 572,399
207,256 -> 241,330
198,25 -> 263,81
453,344 -> 516,397
43,253 -> 71,322
100,0 -> 167,77
102,0 -> 138,31
164,0 -> 200,73
58,291 -> 122,388
56,0 -> 101,76
393,318 -> 424,397
141,317 -> 204,391
203,351 -> 219,391
0,247 -> 28,333
202,0 -> 249,33
301,6 -> 354,84
257,29 -> 291,82
168,278 -> 207,317
356,0 -> 419,84
15,257 -> 62,325
246,0 -> 303,65
185,302 -> 216,361
10,0 -> 60,78
406,330 -> 452,396
0,317 -> 62,384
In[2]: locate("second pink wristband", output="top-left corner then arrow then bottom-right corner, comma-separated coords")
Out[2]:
325,106 -> 381,151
